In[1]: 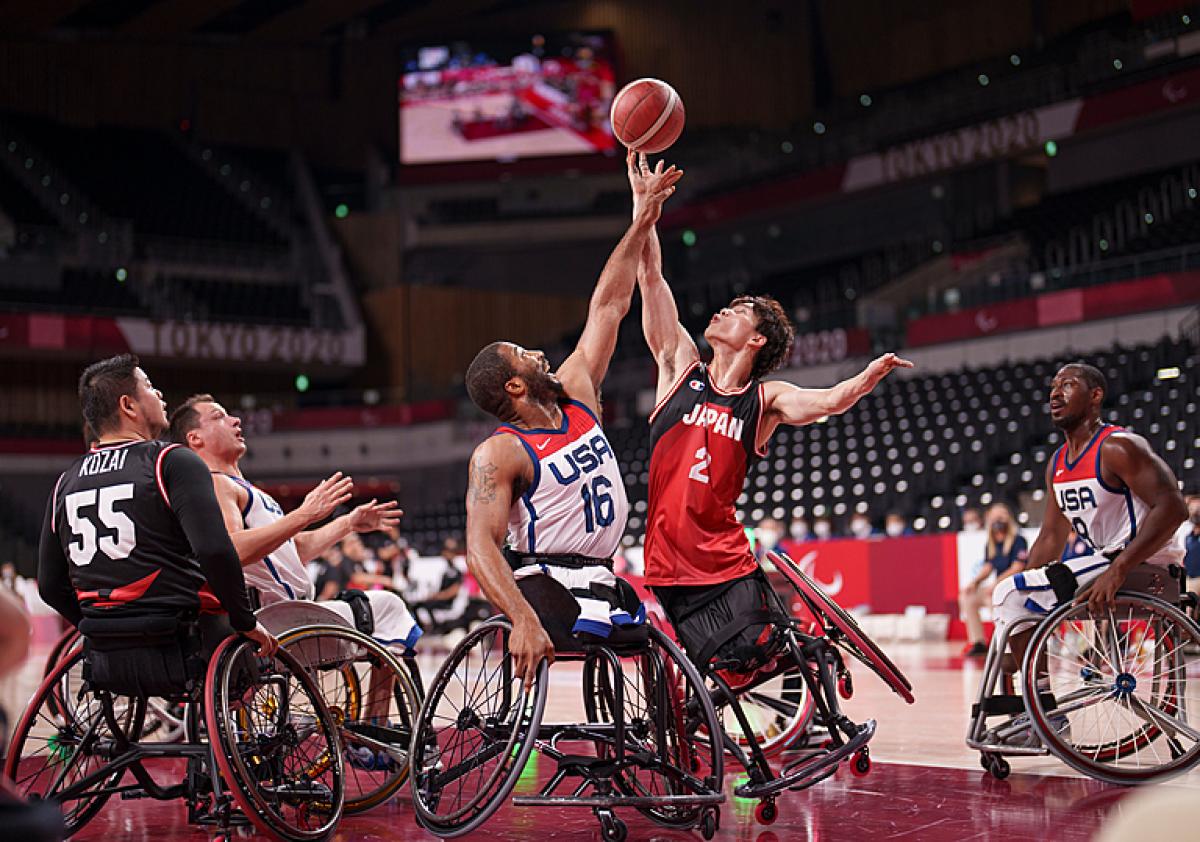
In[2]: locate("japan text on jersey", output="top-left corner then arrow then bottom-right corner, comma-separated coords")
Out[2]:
493,400 -> 629,559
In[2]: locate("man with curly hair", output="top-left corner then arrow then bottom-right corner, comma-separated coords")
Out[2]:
628,155 -> 912,672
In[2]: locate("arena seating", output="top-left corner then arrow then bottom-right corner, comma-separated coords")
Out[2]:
400,335 -> 1197,545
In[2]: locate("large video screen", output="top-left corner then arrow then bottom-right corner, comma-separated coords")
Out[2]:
398,32 -> 617,165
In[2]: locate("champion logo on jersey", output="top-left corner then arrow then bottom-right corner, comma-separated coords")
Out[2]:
688,379 -> 705,391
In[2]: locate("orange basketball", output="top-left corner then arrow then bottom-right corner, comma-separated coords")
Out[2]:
610,78 -> 685,154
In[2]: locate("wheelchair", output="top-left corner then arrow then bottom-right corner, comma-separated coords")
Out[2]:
967,563 -> 1200,785
664,551 -> 914,825
409,573 -> 727,842
5,614 -> 347,840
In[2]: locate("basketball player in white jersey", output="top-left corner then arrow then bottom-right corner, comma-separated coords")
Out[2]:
168,394 -> 419,650
989,363 -> 1186,732
463,150 -> 682,688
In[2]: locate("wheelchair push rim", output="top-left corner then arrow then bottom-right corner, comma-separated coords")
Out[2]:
204,635 -> 346,842
276,623 -> 422,815
4,647 -> 147,836
408,618 -> 548,838
768,551 -> 915,703
1023,592 -> 1200,785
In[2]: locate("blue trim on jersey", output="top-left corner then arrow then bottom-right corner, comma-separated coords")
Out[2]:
1124,490 -> 1137,539
262,555 -> 296,599
572,618 -> 612,638
566,398 -> 601,426
507,435 -> 541,553
1024,598 -> 1050,614
221,473 -> 256,519
1074,560 -> 1111,577
1063,424 -> 1107,472
1093,431 -> 1127,495
494,402 -> 572,436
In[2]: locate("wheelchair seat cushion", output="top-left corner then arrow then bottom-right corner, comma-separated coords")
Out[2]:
80,612 -> 204,699
516,574 -> 649,654
653,572 -> 783,673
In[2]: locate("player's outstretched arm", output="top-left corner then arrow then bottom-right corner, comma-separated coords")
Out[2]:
557,150 -> 682,413
1086,433 -> 1186,611
762,352 -> 914,431
633,155 -> 699,400
294,497 -> 401,563
465,435 -> 553,689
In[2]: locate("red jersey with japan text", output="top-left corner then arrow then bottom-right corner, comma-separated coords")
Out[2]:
644,362 -> 766,586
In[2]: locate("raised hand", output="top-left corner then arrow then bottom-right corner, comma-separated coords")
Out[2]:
347,499 -> 403,533
628,149 -> 683,220
863,352 -> 915,388
297,471 -> 354,524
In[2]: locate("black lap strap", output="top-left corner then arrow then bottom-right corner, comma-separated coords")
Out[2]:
504,548 -> 613,570
336,589 -> 375,636
694,609 -> 776,670
1045,563 -> 1079,604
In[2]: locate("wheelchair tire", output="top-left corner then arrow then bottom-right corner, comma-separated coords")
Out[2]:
582,625 -> 725,830
204,635 -> 345,841
770,551 -> 914,703
275,624 -> 422,814
409,618 -> 548,838
1023,592 -> 1200,785
41,628 -> 80,679
4,648 -> 146,836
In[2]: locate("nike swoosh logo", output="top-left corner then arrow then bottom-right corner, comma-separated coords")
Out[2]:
1055,470 -> 1064,476
536,438 -> 551,451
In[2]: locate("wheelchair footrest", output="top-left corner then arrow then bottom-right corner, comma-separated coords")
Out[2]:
735,720 -> 876,799
972,694 -> 1057,718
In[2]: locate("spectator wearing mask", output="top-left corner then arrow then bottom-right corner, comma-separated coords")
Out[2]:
961,508 -> 984,532
812,517 -> 834,541
958,503 -> 1028,657
779,517 -> 811,556
884,512 -> 913,538
1061,529 -> 1091,561
848,513 -> 879,540
753,518 -> 783,560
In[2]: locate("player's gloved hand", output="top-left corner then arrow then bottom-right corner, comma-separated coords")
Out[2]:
509,616 -> 554,691
243,622 -> 279,658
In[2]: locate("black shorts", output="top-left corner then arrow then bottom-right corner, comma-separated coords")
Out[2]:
653,572 -> 778,672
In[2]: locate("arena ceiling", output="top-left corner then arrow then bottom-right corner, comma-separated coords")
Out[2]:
0,0 -> 565,41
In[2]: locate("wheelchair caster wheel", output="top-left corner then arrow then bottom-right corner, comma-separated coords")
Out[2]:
599,812 -> 627,842
838,672 -> 854,700
700,808 -> 719,840
850,747 -> 871,777
755,799 -> 778,825
984,755 -> 1010,780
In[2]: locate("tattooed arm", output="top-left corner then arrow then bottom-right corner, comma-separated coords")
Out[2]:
464,434 -> 554,688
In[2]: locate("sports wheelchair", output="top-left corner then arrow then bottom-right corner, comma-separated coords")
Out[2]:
967,563 -> 1200,785
661,551 -> 914,825
5,614 -> 347,840
409,573 -> 727,841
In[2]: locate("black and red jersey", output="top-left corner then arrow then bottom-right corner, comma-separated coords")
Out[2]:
46,439 -> 240,622
643,362 -> 766,586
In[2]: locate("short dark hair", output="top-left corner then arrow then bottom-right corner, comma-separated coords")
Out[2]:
465,342 -> 517,419
731,295 -> 795,379
1062,362 -> 1107,400
168,393 -> 215,444
78,354 -> 140,436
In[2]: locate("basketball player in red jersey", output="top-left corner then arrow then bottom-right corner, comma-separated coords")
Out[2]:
629,155 -> 913,668
464,151 -> 682,688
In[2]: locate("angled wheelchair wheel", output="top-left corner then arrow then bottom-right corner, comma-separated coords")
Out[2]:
769,552 -> 914,703
409,618 -> 548,838
204,636 -> 345,841
715,662 -> 814,758
582,626 -> 724,829
1023,592 -> 1200,785
42,628 -> 81,679
276,624 -> 422,814
4,648 -> 146,836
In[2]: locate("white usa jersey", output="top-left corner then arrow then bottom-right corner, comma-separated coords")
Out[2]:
1052,425 -> 1183,566
221,474 -> 314,603
493,400 -> 629,559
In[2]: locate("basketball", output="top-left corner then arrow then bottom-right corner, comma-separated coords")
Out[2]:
610,78 -> 685,154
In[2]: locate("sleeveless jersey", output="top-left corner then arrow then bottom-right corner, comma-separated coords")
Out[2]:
1052,424 -> 1183,566
50,439 -> 220,617
220,474 -> 313,603
494,399 -> 628,560
644,362 -> 766,586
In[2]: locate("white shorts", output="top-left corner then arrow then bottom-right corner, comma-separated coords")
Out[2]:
513,562 -> 645,638
319,590 -> 422,652
992,554 -> 1115,632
